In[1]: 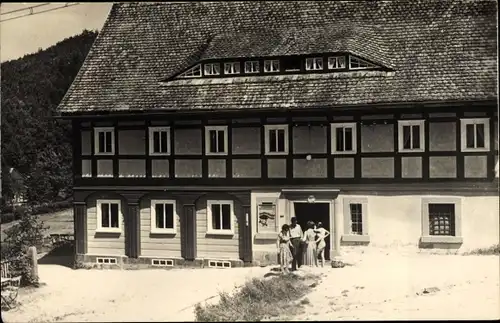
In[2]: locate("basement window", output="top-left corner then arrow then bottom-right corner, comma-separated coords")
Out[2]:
428,204 -> 455,236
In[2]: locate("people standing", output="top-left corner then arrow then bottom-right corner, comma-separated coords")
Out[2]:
302,221 -> 318,267
289,217 -> 303,271
277,224 -> 293,274
314,221 -> 330,267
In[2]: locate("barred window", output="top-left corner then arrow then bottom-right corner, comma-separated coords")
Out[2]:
428,203 -> 455,236
349,203 -> 363,235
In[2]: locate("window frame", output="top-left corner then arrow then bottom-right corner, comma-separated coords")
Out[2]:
305,57 -> 324,71
398,120 -> 425,153
178,64 -> 202,78
349,55 -> 376,70
330,122 -> 357,155
96,199 -> 122,233
203,63 -> 221,76
206,200 -> 235,235
150,199 -> 177,234
264,124 -> 289,155
420,197 -> 463,244
204,125 -> 229,156
244,60 -> 260,74
341,197 -> 370,243
224,62 -> 241,75
94,127 -> 115,156
460,118 -> 490,152
263,59 -> 280,73
328,56 -> 346,70
148,126 -> 171,156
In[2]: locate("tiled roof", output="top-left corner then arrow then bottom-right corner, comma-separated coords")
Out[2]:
58,0 -> 498,114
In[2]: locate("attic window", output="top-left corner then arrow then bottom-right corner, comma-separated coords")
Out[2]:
328,56 -> 346,69
204,63 -> 221,76
305,57 -> 323,71
245,61 -> 260,74
349,56 -> 376,69
179,64 -> 202,78
264,60 -> 280,73
282,57 -> 301,72
224,62 -> 240,75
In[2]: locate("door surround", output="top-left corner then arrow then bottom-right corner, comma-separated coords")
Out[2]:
280,189 -> 341,258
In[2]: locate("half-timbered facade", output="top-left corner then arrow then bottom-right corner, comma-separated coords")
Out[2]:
58,1 -> 499,268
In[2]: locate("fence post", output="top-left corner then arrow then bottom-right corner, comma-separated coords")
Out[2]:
28,246 -> 38,281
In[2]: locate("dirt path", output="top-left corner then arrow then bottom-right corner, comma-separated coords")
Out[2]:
2,265 -> 269,322
288,254 -> 499,320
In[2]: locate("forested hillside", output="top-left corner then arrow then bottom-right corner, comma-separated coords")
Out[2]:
1,30 -> 98,206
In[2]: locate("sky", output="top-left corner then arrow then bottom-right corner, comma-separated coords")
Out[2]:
0,2 -> 113,62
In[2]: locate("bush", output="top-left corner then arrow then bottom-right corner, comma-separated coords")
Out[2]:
463,244 -> 500,255
194,273 -> 319,322
2,206 -> 49,286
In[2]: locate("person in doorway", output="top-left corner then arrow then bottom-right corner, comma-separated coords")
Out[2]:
277,224 -> 293,274
302,221 -> 318,267
289,217 -> 303,271
314,222 -> 330,267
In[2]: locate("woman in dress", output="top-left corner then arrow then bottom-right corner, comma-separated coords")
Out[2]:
314,222 -> 330,267
277,224 -> 293,274
301,221 -> 318,267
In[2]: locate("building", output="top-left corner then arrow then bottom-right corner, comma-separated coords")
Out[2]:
57,1 -> 499,268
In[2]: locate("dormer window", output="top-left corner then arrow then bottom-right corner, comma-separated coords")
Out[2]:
305,57 -> 323,71
179,64 -> 202,78
224,62 -> 240,75
264,60 -> 280,73
328,56 -> 346,69
245,61 -> 260,74
204,63 -> 220,76
349,56 -> 376,69
282,57 -> 301,72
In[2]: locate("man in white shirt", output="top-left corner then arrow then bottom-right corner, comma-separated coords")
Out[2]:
289,217 -> 303,271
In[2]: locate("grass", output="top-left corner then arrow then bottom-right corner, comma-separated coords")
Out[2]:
194,272 -> 320,322
463,244 -> 500,256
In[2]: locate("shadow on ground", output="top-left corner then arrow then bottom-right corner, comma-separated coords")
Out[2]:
37,242 -> 74,268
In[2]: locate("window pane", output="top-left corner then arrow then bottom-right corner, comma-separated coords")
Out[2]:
412,125 -> 420,149
466,124 -> 475,148
476,124 -> 485,148
277,129 -> 285,152
105,132 -> 112,153
217,130 -> 225,153
160,131 -> 168,153
344,128 -> 353,151
403,126 -> 411,149
153,131 -> 160,153
110,203 -> 119,228
221,204 -> 231,230
98,132 -> 105,153
306,59 -> 312,70
212,204 -> 221,230
336,128 -> 344,151
165,204 -> 174,229
209,130 -> 217,153
101,203 -> 110,227
269,130 -> 277,152
155,204 -> 164,228
234,63 -> 240,73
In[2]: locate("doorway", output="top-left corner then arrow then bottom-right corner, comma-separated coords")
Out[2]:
293,202 -> 331,260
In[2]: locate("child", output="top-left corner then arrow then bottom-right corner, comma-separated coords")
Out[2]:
277,224 -> 293,274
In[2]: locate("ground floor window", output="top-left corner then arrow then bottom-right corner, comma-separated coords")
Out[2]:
349,203 -> 363,235
151,200 -> 176,234
96,199 -> 121,232
428,203 -> 455,236
207,200 -> 234,234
